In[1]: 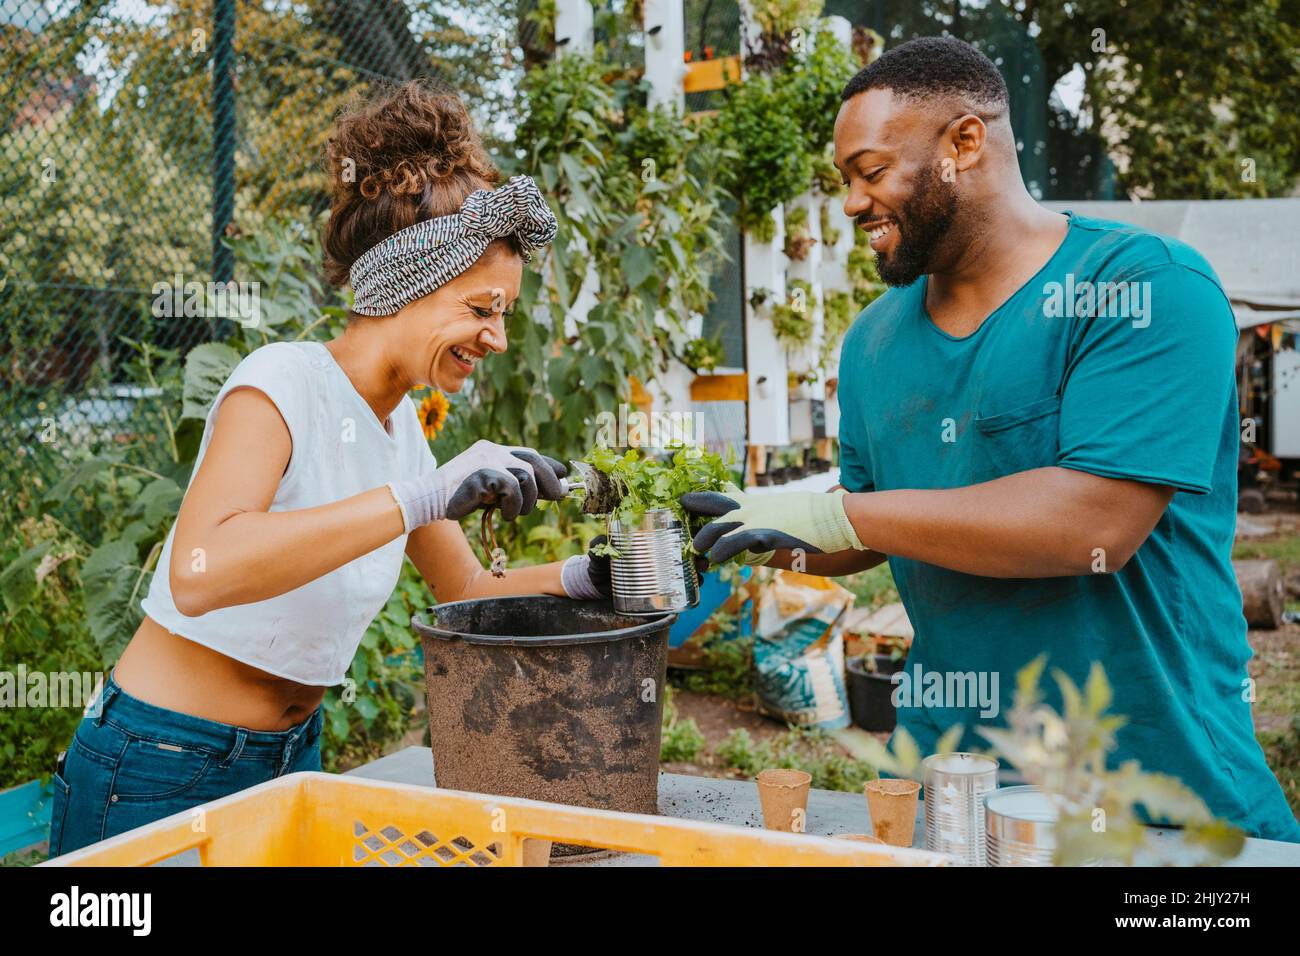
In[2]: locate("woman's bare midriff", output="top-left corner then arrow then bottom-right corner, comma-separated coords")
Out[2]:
114,617 -> 326,731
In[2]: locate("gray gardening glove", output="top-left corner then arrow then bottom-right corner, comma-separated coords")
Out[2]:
388,439 -> 568,531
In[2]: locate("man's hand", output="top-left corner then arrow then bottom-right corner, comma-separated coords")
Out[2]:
679,488 -> 867,563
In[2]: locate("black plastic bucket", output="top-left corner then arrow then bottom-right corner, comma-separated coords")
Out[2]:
412,597 -> 675,819
846,653 -> 905,732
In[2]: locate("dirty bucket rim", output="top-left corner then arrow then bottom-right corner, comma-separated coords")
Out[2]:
412,595 -> 677,646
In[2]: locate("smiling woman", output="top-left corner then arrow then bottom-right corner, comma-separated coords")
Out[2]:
45,81 -> 619,859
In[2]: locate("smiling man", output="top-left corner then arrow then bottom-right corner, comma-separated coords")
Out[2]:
682,36 -> 1299,841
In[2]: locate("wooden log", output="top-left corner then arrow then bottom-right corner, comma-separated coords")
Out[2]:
1234,559 -> 1284,629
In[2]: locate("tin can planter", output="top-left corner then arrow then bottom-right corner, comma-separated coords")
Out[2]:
923,752 -> 999,866
982,785 -> 1102,867
608,508 -> 700,616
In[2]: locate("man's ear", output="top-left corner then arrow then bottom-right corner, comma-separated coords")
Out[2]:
948,114 -> 988,173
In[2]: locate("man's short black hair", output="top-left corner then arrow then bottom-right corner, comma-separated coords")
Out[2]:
840,36 -> 1009,110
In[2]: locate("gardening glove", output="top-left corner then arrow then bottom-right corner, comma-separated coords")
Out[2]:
561,535 -> 614,600
699,482 -> 774,567
679,488 -> 866,564
388,439 -> 568,530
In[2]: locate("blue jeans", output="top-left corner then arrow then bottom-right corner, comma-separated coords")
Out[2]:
48,672 -> 322,857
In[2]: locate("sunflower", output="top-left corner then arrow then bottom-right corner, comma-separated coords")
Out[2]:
417,388 -> 450,439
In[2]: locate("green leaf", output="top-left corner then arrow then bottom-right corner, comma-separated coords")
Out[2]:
1084,662 -> 1112,716
181,342 -> 242,421
621,243 -> 654,289
0,542 -> 53,615
892,726 -> 922,775
133,477 -> 183,527
935,724 -> 965,757
41,457 -> 111,510
559,152 -> 592,212
81,539 -> 146,659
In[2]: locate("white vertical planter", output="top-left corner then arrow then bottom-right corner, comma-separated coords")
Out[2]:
643,0 -> 687,111
642,0 -> 695,422
818,193 -> 858,441
745,205 -> 790,446
785,190 -> 825,398
554,0 -> 593,54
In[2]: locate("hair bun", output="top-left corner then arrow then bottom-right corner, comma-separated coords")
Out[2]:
327,81 -> 499,203
322,80 -> 507,290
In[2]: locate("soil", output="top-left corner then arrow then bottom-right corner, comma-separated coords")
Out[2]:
658,689 -> 866,779
1248,623 -> 1300,735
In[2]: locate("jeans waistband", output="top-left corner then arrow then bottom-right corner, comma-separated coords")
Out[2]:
95,672 -> 322,766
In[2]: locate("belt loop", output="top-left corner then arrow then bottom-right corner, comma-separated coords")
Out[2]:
220,728 -> 248,769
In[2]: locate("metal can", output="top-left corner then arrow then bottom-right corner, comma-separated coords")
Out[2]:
923,752 -> 999,866
984,785 -> 1058,867
608,508 -> 700,615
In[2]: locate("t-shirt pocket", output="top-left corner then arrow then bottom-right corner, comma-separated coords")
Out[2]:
970,393 -> 1062,483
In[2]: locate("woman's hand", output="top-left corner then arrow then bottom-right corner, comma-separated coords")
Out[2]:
559,534 -> 712,600
560,535 -> 614,600
389,439 -> 568,530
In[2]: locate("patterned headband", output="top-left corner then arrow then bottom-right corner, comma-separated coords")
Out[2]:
348,174 -> 558,316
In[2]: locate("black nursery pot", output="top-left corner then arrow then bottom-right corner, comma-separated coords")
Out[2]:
846,653 -> 905,733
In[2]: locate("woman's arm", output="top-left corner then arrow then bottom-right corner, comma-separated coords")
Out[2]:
405,517 -> 566,602
169,387 -> 406,616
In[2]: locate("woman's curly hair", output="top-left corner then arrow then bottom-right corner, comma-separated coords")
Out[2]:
322,80 -> 523,289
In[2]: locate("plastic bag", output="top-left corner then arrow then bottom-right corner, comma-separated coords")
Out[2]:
752,570 -> 855,729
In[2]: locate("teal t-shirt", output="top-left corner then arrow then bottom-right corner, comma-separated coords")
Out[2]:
837,212 -> 1300,842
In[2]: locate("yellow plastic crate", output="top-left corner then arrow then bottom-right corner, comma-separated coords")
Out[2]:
44,772 -> 949,867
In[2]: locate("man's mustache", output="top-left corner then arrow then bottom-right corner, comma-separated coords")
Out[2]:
857,214 -> 897,229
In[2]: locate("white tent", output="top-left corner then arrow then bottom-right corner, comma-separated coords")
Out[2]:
1044,199 -> 1300,327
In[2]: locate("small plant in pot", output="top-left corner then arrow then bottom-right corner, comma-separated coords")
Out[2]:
846,634 -> 909,733
681,336 -> 726,374
782,203 -> 815,261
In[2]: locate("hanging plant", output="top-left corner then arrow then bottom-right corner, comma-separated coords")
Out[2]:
681,336 -> 727,374
713,20 -> 857,240
819,288 -> 853,370
782,203 -> 815,261
811,146 -> 846,197
711,69 -> 812,237
818,201 -> 841,248
769,294 -> 814,350
743,0 -> 826,72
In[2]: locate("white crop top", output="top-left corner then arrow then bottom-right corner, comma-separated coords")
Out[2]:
141,341 -> 437,685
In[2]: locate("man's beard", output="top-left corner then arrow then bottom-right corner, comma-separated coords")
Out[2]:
869,164 -> 959,287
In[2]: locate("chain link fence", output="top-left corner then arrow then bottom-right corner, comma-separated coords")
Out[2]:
0,0 -> 510,530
